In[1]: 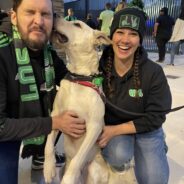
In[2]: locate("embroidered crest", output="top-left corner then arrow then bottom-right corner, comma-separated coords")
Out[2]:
119,14 -> 140,31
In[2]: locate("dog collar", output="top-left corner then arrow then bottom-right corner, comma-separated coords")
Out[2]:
65,72 -> 105,102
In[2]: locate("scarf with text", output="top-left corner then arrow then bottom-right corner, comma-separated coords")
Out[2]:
13,25 -> 55,158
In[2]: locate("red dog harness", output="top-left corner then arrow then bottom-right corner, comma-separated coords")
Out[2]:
64,72 -> 105,102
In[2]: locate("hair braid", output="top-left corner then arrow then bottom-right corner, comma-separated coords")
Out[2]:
104,48 -> 114,98
133,47 -> 141,98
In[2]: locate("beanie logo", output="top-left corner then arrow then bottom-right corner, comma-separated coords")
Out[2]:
119,14 -> 140,31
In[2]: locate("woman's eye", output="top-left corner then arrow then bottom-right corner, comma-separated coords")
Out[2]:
116,31 -> 123,34
129,31 -> 139,36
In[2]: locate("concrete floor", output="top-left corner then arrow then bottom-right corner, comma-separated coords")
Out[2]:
18,52 -> 184,184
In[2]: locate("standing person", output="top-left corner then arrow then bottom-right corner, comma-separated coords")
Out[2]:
0,0 -> 85,184
64,8 -> 77,21
85,13 -> 96,29
115,0 -> 127,13
99,7 -> 172,184
169,0 -> 184,65
153,7 -> 174,63
99,2 -> 114,36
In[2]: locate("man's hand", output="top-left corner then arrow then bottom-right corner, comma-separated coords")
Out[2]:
52,111 -> 86,138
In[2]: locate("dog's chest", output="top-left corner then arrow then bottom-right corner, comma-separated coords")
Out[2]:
57,79 -> 104,114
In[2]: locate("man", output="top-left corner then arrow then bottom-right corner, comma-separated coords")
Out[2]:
64,8 -> 77,21
85,13 -> 97,29
153,7 -> 174,63
0,0 -> 85,183
99,2 -> 114,36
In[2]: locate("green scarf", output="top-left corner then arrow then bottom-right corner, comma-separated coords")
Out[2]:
12,25 -> 55,157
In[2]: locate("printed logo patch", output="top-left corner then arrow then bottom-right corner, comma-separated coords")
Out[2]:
129,89 -> 143,97
119,14 -> 140,31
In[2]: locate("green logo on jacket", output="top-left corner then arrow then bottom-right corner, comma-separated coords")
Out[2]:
129,89 -> 143,97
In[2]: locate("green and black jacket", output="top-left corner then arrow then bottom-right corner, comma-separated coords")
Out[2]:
100,46 -> 172,133
0,21 -> 67,141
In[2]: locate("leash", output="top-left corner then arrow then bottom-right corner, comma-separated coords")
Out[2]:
106,98 -> 184,117
65,72 -> 184,116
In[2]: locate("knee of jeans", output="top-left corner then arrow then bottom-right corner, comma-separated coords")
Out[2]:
110,158 -> 135,172
105,152 -> 133,172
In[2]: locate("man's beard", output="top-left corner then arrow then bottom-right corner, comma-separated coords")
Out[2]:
17,24 -> 49,50
23,38 -> 47,50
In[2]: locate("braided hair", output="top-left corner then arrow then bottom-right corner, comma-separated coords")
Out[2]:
104,46 -> 141,99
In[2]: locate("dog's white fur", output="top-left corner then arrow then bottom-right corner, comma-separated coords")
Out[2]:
44,19 -> 137,184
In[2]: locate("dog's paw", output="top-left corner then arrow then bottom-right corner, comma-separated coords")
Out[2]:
43,157 -> 56,183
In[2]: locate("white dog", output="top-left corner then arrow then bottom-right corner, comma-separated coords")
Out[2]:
44,18 -> 137,184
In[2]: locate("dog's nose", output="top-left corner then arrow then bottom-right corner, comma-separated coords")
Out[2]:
53,13 -> 61,19
53,13 -> 62,27
53,16 -> 60,30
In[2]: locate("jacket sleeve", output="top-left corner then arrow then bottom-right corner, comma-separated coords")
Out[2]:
0,55 -> 52,141
133,66 -> 172,133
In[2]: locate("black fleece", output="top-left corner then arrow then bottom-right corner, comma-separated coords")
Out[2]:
0,22 -> 67,141
100,46 -> 172,133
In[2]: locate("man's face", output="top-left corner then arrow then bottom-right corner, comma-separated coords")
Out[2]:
11,0 -> 53,50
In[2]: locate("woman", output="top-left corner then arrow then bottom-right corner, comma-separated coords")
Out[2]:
99,7 -> 172,184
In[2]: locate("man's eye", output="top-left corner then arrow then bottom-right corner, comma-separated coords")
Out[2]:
26,10 -> 34,15
42,13 -> 52,18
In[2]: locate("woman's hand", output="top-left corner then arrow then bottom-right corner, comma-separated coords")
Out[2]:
97,122 -> 136,148
97,125 -> 116,148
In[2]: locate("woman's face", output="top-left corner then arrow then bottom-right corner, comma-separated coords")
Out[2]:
112,28 -> 140,63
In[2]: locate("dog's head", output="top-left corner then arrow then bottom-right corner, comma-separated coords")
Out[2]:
52,18 -> 111,75
52,18 -> 111,52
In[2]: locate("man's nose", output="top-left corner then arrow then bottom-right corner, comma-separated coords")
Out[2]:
34,13 -> 44,25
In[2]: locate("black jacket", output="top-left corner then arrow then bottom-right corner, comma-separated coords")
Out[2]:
179,0 -> 184,20
100,46 -> 172,133
86,18 -> 97,29
0,22 -> 67,141
156,14 -> 174,40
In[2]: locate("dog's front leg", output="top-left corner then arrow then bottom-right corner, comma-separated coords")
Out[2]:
44,129 -> 59,183
61,120 -> 103,184
44,90 -> 63,183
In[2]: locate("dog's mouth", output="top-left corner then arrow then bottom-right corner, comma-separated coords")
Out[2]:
53,30 -> 68,44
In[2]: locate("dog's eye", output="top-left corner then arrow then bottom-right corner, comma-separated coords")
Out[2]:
73,22 -> 81,28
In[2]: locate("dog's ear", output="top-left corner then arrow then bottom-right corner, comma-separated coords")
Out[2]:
93,30 -> 112,46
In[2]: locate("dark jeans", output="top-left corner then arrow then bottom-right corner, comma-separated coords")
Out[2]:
0,141 -> 21,184
156,37 -> 170,61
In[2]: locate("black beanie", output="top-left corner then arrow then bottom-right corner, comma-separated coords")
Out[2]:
110,7 -> 147,43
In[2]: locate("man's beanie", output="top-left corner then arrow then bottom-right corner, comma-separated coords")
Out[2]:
110,7 -> 147,43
